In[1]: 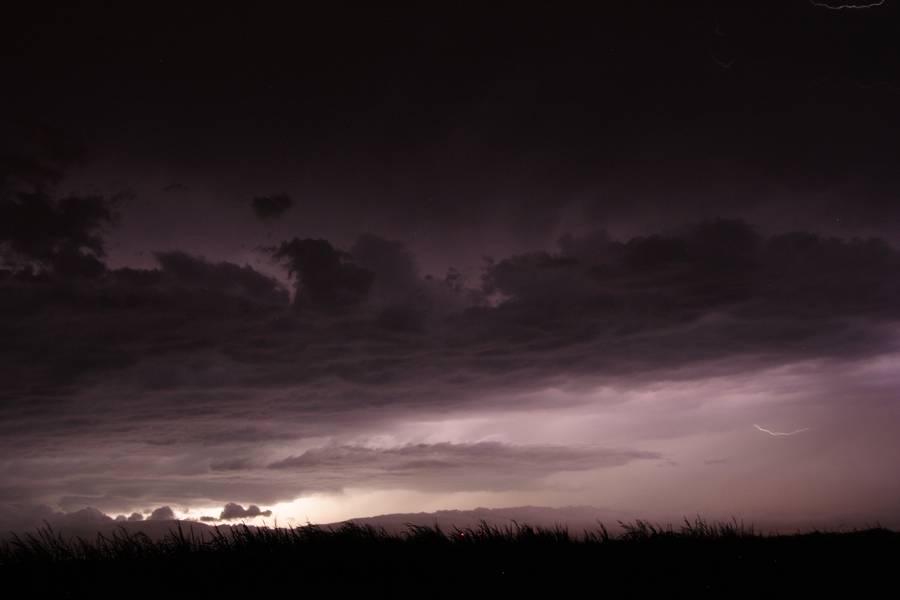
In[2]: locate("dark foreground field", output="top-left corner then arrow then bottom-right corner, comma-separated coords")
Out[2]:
1,519 -> 896,598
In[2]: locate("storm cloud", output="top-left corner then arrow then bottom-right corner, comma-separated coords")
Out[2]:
3,121 -> 900,527
4,3 -> 900,533
3,220 -> 900,516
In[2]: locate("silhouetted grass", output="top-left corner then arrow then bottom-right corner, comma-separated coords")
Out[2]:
1,518 -> 896,598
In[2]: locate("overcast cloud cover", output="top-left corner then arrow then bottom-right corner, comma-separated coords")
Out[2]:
3,163 -> 900,529
2,2 -> 900,532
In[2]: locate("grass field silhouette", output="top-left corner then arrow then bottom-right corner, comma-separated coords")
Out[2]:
2,518 -> 895,598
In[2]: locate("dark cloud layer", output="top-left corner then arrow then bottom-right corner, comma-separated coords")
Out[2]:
3,160 -> 900,512
3,221 -> 900,458
1,220 -> 896,395
485,220 -> 900,331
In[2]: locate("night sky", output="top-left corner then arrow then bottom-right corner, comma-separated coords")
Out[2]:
2,1 -> 900,530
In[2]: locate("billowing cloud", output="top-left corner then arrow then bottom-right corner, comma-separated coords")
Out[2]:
269,238 -> 373,312
148,506 -> 175,521
219,502 -> 273,520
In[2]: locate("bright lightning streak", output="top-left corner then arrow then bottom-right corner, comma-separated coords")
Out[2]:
809,0 -> 886,9
754,424 -> 810,437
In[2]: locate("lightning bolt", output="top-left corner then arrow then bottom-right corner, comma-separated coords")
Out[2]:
754,424 -> 810,436
809,0 -> 886,9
